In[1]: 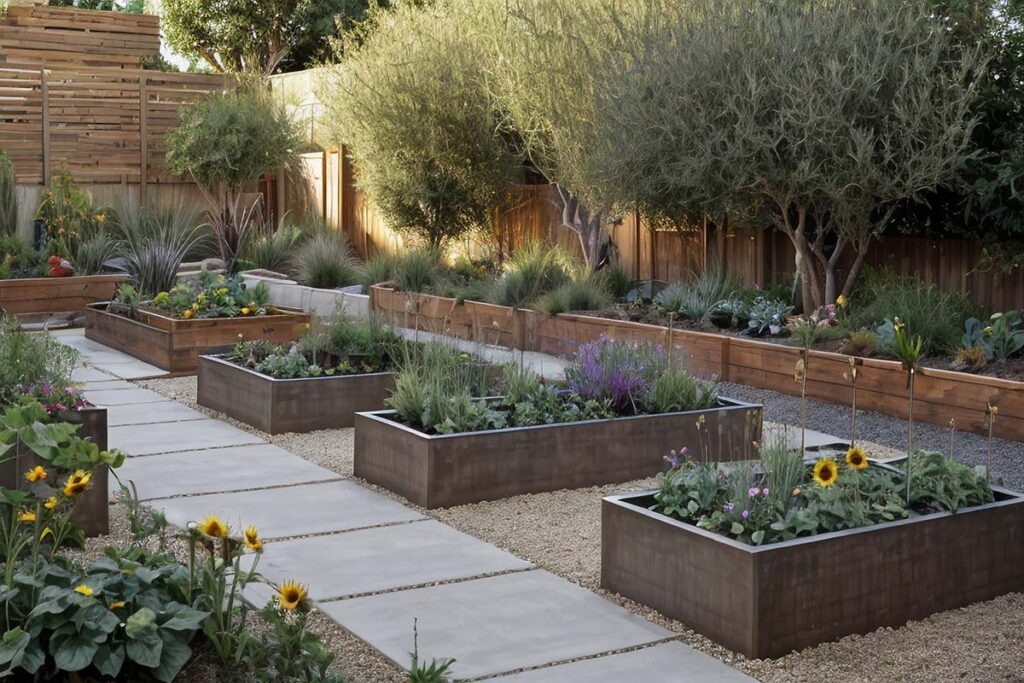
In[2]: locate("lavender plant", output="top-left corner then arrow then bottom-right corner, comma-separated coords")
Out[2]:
565,336 -> 666,414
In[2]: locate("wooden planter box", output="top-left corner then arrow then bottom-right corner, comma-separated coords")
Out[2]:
354,398 -> 762,509
601,486 -> 1024,659
0,406 -> 110,536
0,274 -> 129,319
84,303 -> 311,374
197,353 -> 395,434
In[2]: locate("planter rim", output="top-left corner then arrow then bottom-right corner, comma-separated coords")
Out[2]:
605,484 -> 1024,554
199,352 -> 395,383
0,273 -> 130,284
87,301 -> 307,322
356,396 -> 761,440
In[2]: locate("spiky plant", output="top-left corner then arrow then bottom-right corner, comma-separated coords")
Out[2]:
0,151 -> 18,237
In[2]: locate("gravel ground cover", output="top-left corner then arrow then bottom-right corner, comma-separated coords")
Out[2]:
134,375 -> 1024,682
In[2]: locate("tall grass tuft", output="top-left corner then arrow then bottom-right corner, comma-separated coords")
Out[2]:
239,222 -> 304,274
490,242 -> 572,307
393,248 -> 443,293
655,271 -> 742,322
111,200 -> 208,295
290,230 -> 363,289
649,366 -> 718,413
536,270 -> 613,314
74,230 -> 119,275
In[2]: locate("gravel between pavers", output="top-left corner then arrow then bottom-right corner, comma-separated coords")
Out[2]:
135,375 -> 1024,683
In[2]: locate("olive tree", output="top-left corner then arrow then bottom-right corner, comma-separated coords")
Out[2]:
316,1 -> 522,249
592,0 -> 981,308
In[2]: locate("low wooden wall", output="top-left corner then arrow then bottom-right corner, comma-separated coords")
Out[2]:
370,287 -> 1024,442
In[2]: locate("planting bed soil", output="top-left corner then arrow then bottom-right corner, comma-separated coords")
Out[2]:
197,353 -> 395,434
0,274 -> 129,320
84,303 -> 311,374
601,485 -> 1024,659
0,406 -> 110,536
354,398 -> 762,509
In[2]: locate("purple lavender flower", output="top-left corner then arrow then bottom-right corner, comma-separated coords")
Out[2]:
747,486 -> 759,500
741,510 -> 750,520
762,487 -> 770,497
723,502 -> 735,513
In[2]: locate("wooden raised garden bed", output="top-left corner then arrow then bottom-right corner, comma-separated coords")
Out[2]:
368,286 -> 1024,441
197,353 -> 395,434
0,406 -> 110,536
601,486 -> 1024,659
354,398 -> 762,509
84,303 -> 311,374
0,274 -> 129,320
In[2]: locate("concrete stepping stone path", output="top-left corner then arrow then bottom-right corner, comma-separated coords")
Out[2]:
60,333 -> 753,682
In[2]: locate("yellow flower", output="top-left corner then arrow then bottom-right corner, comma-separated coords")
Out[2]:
836,294 -> 847,308
95,213 -> 106,224
199,515 -> 228,539
153,291 -> 169,305
74,584 -> 94,597
277,580 -> 308,610
191,302 -> 200,311
44,496 -> 58,510
18,510 -> 36,523
845,446 -> 868,471
40,527 -> 53,541
984,326 -> 993,334
24,465 -> 47,482
183,309 -> 194,320
813,458 -> 839,488
108,601 -> 126,610
63,470 -> 92,497
241,307 -> 251,316
244,525 -> 263,552
792,487 -> 801,497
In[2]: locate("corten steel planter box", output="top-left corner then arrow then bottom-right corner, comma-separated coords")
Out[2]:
354,398 -> 762,509
0,406 -> 110,536
197,353 -> 395,434
84,303 -> 311,374
0,274 -> 129,320
601,486 -> 1024,659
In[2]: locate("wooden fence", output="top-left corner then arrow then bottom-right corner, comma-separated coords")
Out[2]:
283,147 -> 1024,311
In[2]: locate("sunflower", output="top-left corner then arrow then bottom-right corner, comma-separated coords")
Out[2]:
813,458 -> 839,488
845,446 -> 868,471
18,510 -> 36,522
244,525 -> 263,552
63,470 -> 92,497
199,515 -> 228,539
74,584 -> 94,597
277,580 -> 308,610
24,465 -> 47,483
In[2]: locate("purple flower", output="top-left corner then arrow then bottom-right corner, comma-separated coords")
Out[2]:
741,510 -> 750,520
723,502 -> 735,513
762,487 -> 769,497
747,487 -> 759,500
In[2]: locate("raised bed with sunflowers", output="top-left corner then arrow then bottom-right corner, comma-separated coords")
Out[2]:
0,172 -> 127,321
86,273 -> 310,373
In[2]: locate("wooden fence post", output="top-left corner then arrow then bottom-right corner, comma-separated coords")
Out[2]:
139,72 -> 148,204
40,68 -> 49,184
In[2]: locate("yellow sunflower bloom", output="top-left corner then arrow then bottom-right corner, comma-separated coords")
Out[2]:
845,446 -> 868,471
63,470 -> 92,497
18,510 -> 36,522
74,584 -> 94,597
24,465 -> 48,483
813,458 -> 839,488
244,525 -> 263,552
199,515 -> 228,538
44,497 -> 58,510
278,580 -> 308,610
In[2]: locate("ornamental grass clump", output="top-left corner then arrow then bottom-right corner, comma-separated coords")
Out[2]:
490,242 -> 573,308
290,230 -> 363,289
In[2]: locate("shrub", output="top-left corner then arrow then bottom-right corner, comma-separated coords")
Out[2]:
112,201 -> 208,296
165,86 -> 300,267
490,242 -> 572,307
150,272 -> 269,320
317,1 -> 521,247
843,329 -> 878,357
34,172 -> 104,261
0,315 -> 79,405
847,267 -> 977,355
0,150 -> 16,237
565,336 -> 667,414
604,266 -> 633,299
290,231 -> 362,289
649,366 -> 718,414
393,248 -> 444,293
0,236 -> 41,279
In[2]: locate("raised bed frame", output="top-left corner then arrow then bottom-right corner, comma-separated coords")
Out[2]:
601,486 -> 1024,659
0,406 -> 110,536
354,398 -> 762,509
0,274 -> 129,320
84,303 -> 311,374
369,285 -> 1024,441
197,353 -> 395,434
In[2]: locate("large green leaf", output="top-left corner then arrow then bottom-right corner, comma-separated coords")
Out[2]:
160,604 -> 209,632
50,632 -> 98,672
150,633 -> 193,683
0,628 -> 29,668
125,607 -> 157,638
92,643 -> 126,678
125,630 -> 164,669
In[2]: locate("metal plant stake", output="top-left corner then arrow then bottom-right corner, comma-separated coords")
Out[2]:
986,402 -> 998,486
844,357 -> 859,446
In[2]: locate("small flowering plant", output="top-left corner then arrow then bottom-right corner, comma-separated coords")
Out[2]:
565,336 -> 666,414
150,272 -> 271,320
14,383 -> 87,416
